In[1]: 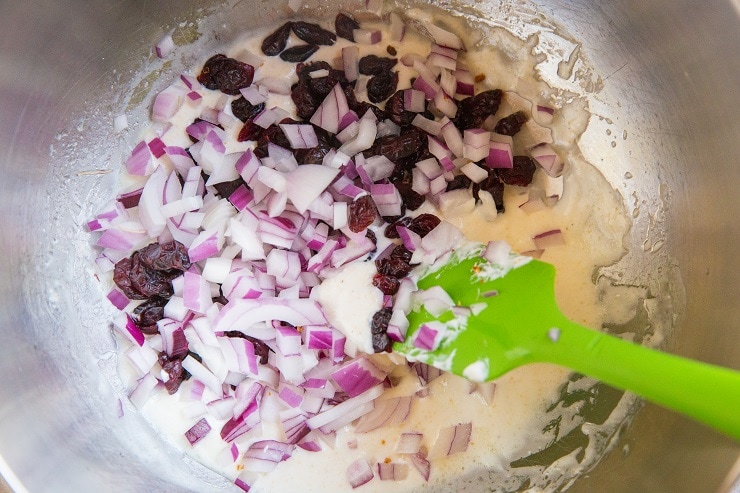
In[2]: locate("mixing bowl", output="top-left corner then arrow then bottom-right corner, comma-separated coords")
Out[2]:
0,0 -> 738,491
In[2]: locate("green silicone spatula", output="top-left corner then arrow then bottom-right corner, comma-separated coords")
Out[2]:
393,244 -> 740,440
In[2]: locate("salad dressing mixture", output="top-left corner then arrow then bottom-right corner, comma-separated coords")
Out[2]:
94,8 -> 634,492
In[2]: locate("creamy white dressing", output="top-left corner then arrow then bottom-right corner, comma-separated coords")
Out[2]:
113,11 -> 635,493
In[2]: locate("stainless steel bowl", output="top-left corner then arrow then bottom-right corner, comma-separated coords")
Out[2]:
0,0 -> 738,491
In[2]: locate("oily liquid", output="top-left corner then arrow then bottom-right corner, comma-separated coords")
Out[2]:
116,14 -> 631,493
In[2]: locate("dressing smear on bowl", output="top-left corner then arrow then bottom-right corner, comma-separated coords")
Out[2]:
90,4 -> 645,492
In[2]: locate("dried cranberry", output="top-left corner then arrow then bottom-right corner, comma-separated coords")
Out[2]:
494,111 -> 528,136
373,274 -> 400,295
133,296 -> 168,327
138,241 -> 191,272
376,257 -> 412,278
139,324 -> 159,335
113,257 -> 146,300
408,213 -> 441,237
365,229 -> 377,245
128,253 -> 178,299
387,46 -> 397,56
396,182 -> 426,211
455,89 -> 503,130
237,120 -> 265,142
335,13 -> 360,41
197,54 -> 254,96
261,22 -> 293,56
254,122 -> 294,158
158,352 -> 186,395
371,308 -> 393,353
368,128 -> 424,163
280,44 -> 319,63
212,294 -> 229,306
384,216 -> 412,238
291,83 -> 319,120
473,171 -> 505,213
348,195 -> 378,233
223,331 -> 271,364
367,71 -> 398,103
359,55 -> 398,75
446,174 -> 472,191
385,90 -> 419,126
497,156 -> 537,186
389,245 -> 413,263
292,22 -> 336,45
212,177 -> 247,199
231,97 -> 265,123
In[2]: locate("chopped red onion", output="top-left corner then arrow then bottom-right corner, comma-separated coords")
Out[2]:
377,462 -> 409,481
482,240 -> 512,265
535,104 -> 555,125
342,46 -> 360,82
106,288 -> 129,310
533,229 -> 565,249
370,183 -> 402,217
355,396 -> 412,432
389,12 -> 405,41
310,83 -> 351,134
346,458 -> 374,488
530,143 -> 564,177
420,20 -> 463,50
129,374 -> 160,408
430,422 -> 472,457
306,384 -> 383,430
408,452 -> 431,481
440,120 -> 464,157
152,85 -> 185,122
240,84 -> 269,105
396,432 -> 424,454
460,162 -> 487,183
486,140 -> 514,169
412,61 -> 441,100
454,66 -> 475,96
279,124 -> 319,149
242,440 -> 295,473
411,114 -> 442,136
126,141 -> 156,176
353,28 -> 382,45
432,90 -> 457,119
412,322 -> 444,351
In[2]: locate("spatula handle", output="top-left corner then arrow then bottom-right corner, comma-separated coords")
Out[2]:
537,318 -> 740,440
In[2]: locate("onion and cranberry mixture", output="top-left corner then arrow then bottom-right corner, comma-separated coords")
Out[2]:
90,10 -> 567,491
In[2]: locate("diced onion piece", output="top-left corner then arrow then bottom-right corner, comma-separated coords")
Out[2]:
486,140 -> 513,169
533,229 -> 565,249
353,28 -> 382,45
347,458 -> 374,489
279,124 -> 319,149
530,143 -> 564,177
331,356 -> 387,398
155,32 -> 176,59
389,12 -> 405,41
420,20 -> 464,49
343,46 -> 360,82
460,162 -> 488,183
377,462 -> 409,481
396,432 -> 423,454
408,452 -> 431,481
482,240 -> 511,265
185,418 -> 212,445
430,422 -> 472,457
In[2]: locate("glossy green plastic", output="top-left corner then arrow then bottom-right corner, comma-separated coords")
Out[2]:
394,254 -> 740,440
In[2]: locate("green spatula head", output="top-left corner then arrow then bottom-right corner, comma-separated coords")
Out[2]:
393,243 -> 740,440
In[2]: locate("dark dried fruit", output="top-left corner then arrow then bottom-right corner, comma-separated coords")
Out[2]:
373,274 -> 400,295
385,90 -> 419,127
473,171 -> 505,213
348,195 -> 378,233
359,55 -> 398,75
231,97 -> 265,123
261,22 -> 293,56
446,174 -> 472,192
368,128 -> 424,162
387,46 -> 397,56
237,120 -> 265,142
223,331 -> 271,364
213,177 -> 248,200
254,122 -> 294,158
134,296 -> 168,327
113,241 -> 191,300
280,44 -> 320,63
291,83 -> 319,120
138,241 -> 191,272
371,308 -> 393,353
197,54 -> 255,96
396,182 -> 426,211
376,257 -> 412,278
335,13 -> 360,41
292,22 -> 336,45
367,71 -> 398,103
389,245 -> 413,263
365,229 -> 377,245
384,216 -> 412,238
158,352 -> 186,395
494,111 -> 528,136
455,89 -> 503,130
498,156 -> 537,186
408,213 -> 441,237
128,253 -> 178,299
